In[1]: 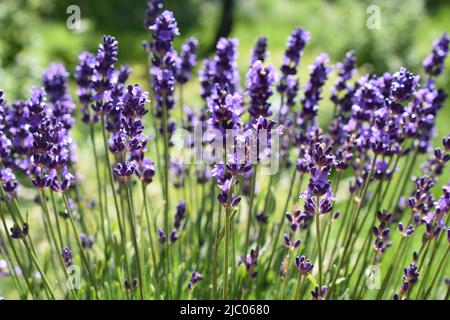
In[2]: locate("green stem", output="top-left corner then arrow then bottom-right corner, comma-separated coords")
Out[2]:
244,165 -> 257,252
329,154 -> 378,297
100,117 -> 132,286
223,176 -> 236,300
124,182 -> 145,300
423,246 -> 449,299
62,192 -> 98,295
315,196 -> 323,287
90,125 -> 108,253
294,273 -> 303,300
264,169 -> 298,280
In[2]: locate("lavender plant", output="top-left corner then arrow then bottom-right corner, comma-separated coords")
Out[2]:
0,2 -> 449,301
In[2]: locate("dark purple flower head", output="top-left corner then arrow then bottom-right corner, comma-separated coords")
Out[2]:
121,84 -> 148,118
174,200 -> 186,230
390,67 -> 419,102
137,158 -> 156,184
42,63 -> 70,102
113,161 -> 136,181
278,28 -> 310,94
188,271 -> 204,291
158,228 -> 167,244
61,247 -> 73,267
150,11 -> 179,56
212,38 -> 240,93
246,60 -> 275,118
295,255 -> 314,275
0,168 -> 19,194
331,51 -> 356,102
443,134 -> 450,152
250,37 -> 268,64
400,263 -> 419,295
144,0 -> 163,29
80,233 -> 94,249
300,53 -> 333,124
398,223 -> 415,237
217,178 -> 241,208
311,285 -> 328,300
373,159 -> 393,180
423,33 -> 450,77
302,143 -> 335,203
176,37 -> 198,84
96,35 -> 118,77
244,247 -> 259,278
373,210 -> 393,254
207,89 -> 243,132
10,222 -> 28,240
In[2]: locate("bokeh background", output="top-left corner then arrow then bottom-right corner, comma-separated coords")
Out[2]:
1,0 -> 449,135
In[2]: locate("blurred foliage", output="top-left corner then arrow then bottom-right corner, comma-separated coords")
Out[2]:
0,0 -> 449,103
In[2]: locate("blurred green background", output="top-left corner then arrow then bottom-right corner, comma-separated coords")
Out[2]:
1,0 -> 449,152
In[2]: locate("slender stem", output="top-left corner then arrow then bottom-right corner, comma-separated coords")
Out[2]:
0,204 -> 41,299
244,165 -> 257,252
141,183 -> 158,286
315,196 -> 323,287
124,182 -> 145,300
264,169 -> 297,279
90,125 -> 108,253
100,117 -> 132,285
62,192 -> 98,295
423,246 -> 449,299
223,176 -> 236,300
329,154 -> 377,297
294,273 -> 303,300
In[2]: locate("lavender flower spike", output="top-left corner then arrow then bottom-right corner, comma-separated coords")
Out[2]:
246,60 -> 276,118
423,33 -> 450,77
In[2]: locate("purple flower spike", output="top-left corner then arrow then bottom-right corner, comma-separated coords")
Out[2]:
176,37 -> 198,84
278,28 -> 310,94
61,247 -> 73,267
423,33 -> 450,77
144,0 -> 163,29
250,37 -> 268,64
246,60 -> 275,118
